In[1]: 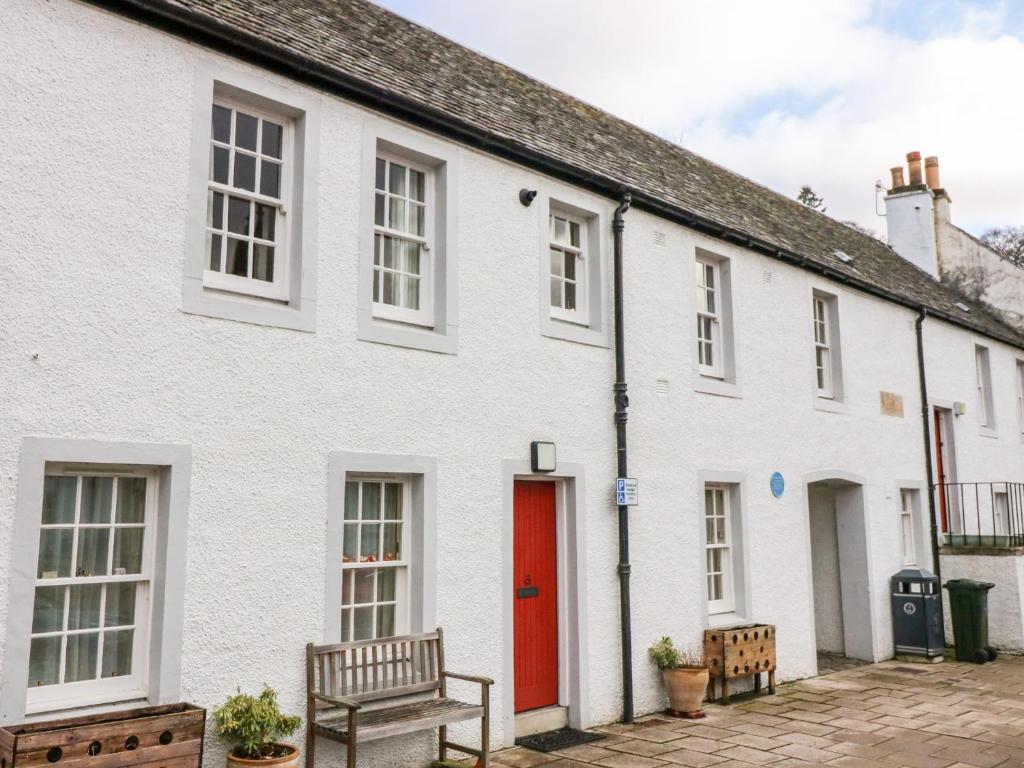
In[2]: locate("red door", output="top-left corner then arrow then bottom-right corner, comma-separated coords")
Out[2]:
935,410 -> 949,533
513,481 -> 558,713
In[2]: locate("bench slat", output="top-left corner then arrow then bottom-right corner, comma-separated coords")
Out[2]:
315,698 -> 483,743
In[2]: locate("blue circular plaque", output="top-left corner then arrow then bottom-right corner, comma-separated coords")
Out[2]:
770,472 -> 785,498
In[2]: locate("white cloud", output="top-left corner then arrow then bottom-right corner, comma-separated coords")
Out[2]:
382,0 -> 1024,236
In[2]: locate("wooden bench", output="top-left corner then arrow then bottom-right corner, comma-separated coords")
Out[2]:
305,628 -> 491,768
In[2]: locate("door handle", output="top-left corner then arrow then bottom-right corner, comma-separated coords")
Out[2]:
517,586 -> 539,598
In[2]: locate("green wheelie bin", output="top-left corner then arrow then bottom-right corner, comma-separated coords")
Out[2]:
943,579 -> 997,663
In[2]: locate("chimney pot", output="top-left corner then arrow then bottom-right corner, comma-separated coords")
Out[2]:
907,151 -> 923,185
925,155 -> 940,190
890,166 -> 906,189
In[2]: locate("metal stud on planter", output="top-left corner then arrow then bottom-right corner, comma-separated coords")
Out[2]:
0,703 -> 205,768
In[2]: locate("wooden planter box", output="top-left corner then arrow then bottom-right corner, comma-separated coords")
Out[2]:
704,623 -> 776,703
0,703 -> 204,768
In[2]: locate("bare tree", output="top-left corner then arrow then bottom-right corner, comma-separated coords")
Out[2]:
980,226 -> 1024,266
797,185 -> 827,212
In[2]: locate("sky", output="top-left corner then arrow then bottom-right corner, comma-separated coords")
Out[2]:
374,0 -> 1024,239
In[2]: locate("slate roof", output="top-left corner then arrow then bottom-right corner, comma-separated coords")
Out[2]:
101,0 -> 1024,346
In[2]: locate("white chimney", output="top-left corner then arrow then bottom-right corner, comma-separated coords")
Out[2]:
885,151 -> 939,278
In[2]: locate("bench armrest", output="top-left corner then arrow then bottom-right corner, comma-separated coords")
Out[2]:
445,671 -> 494,686
310,691 -> 362,710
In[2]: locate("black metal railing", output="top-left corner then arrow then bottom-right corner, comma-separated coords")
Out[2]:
935,482 -> 1024,548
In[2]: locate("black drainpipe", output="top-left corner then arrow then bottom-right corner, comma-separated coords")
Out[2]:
612,192 -> 633,724
915,309 -> 943,587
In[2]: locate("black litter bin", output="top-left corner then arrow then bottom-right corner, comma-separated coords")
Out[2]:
891,568 -> 944,658
944,579 -> 997,663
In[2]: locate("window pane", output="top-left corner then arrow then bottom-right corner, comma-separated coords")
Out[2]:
104,582 -> 136,627
705,515 -> 714,545
235,112 -> 258,151
261,121 -> 282,158
382,524 -> 401,561
377,604 -> 395,638
233,153 -> 256,192
341,609 -> 351,641
112,528 -> 144,575
564,252 -> 576,281
226,238 -> 249,277
29,637 -> 61,687
389,198 -> 406,231
384,484 -> 402,520
381,236 -> 394,269
208,233 -> 222,272
76,528 -> 110,577
65,633 -> 98,683
227,197 -> 251,235
252,245 -> 274,283
375,158 -> 386,191
211,145 -> 229,184
116,478 -> 146,524
412,203 -> 425,237
67,584 -> 102,630
80,477 -> 112,524
101,630 -> 133,678
352,607 -> 373,641
344,482 -> 359,520
32,586 -> 65,634
374,193 -> 385,227
361,524 -> 380,561
565,282 -> 576,311
38,529 -> 73,579
711,574 -> 723,601
342,570 -> 353,605
550,277 -> 561,309
570,221 -> 580,248
353,570 -> 374,603
381,272 -> 396,305
553,217 -> 567,245
361,483 -> 381,520
409,169 -> 425,202
398,240 -> 420,275
206,191 -> 224,230
705,287 -> 715,315
704,264 -> 715,290
402,276 -> 420,311
388,163 -> 406,196
342,524 -> 357,563
42,477 -> 77,525
550,249 -> 563,277
259,160 -> 281,198
211,104 -> 232,143
377,568 -> 396,601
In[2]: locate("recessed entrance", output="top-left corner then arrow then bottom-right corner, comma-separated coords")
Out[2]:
513,480 -> 559,713
806,476 -> 874,664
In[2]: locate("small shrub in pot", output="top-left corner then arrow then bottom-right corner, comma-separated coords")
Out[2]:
648,637 -> 709,716
213,687 -> 302,768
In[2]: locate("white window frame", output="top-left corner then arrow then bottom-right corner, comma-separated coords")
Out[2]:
548,211 -> 589,326
203,96 -> 293,302
976,345 -> 995,430
1016,360 -> 1024,435
813,296 -> 833,398
899,489 -> 917,566
371,153 -> 435,327
340,477 -> 411,642
704,485 -> 734,615
26,469 -> 157,713
696,258 -> 723,379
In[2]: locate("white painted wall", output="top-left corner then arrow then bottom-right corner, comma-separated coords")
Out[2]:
3,3 -> 1024,767
940,553 -> 1024,652
885,187 -> 939,278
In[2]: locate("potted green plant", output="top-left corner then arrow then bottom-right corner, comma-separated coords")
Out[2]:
213,687 -> 303,768
648,636 -> 709,717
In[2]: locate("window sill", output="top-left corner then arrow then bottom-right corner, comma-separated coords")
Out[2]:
182,277 -> 315,332
693,376 -> 742,399
707,611 -> 749,628
357,309 -> 457,355
540,315 -> 609,348
813,397 -> 849,415
979,426 -> 999,439
24,692 -> 148,721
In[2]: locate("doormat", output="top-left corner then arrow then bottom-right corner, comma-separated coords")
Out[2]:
515,728 -> 605,752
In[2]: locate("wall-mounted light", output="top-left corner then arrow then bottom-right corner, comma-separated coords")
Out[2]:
519,188 -> 537,207
531,441 -> 556,472
953,401 -> 967,416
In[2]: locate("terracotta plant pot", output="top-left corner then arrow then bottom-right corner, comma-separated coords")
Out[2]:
662,667 -> 709,714
226,744 -> 300,768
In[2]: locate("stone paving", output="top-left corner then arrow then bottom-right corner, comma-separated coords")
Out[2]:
494,657 -> 1024,768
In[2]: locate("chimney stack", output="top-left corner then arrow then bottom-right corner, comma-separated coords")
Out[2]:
890,165 -> 906,189
907,151 -> 923,185
925,156 -> 940,190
